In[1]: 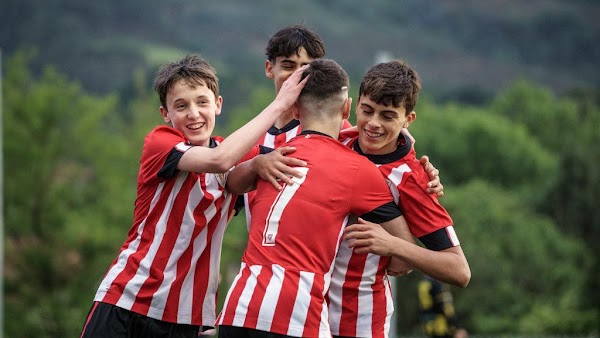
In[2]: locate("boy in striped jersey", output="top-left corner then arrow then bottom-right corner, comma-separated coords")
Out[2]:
79,55 -> 308,338
240,24 -> 443,231
217,59 -> 417,338
331,60 -> 471,338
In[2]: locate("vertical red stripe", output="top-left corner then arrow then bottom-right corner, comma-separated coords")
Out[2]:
220,266 -> 252,325
338,253 -> 368,336
131,179 -> 195,317
103,181 -> 176,306
243,266 -> 273,327
270,270 -> 300,333
301,273 -> 326,338
371,259 -> 391,338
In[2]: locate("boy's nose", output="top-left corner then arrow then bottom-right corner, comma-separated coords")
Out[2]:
367,119 -> 381,127
187,106 -> 201,119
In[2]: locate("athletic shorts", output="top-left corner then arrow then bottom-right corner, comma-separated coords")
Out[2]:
218,325 -> 294,338
80,301 -> 207,338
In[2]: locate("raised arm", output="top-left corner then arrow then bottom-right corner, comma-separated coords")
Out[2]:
226,146 -> 307,194
178,65 -> 309,174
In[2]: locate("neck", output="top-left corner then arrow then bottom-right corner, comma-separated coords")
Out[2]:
273,110 -> 296,129
300,120 -> 342,140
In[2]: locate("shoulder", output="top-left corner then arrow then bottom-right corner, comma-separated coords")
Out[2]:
142,125 -> 188,157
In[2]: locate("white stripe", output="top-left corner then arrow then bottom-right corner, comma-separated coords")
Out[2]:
202,176 -> 231,323
218,262 -> 247,325
144,177 -> 205,322
383,276 -> 393,338
232,265 -> 263,326
117,173 -> 187,310
446,226 -> 460,246
286,126 -> 301,142
256,264 -> 285,331
94,182 -> 165,303
287,271 -> 316,336
356,254 -> 379,333
263,133 -> 276,148
384,163 -> 411,204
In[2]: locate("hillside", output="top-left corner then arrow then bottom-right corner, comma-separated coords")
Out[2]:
1,0 -> 598,103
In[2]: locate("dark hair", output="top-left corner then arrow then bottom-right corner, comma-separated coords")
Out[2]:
358,60 -> 421,113
299,58 -> 349,101
265,24 -> 325,61
153,55 -> 219,109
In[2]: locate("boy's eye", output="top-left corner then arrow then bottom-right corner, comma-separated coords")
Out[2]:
382,114 -> 394,120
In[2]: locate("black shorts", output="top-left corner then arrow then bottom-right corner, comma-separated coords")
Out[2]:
218,325 -> 293,338
80,301 -> 206,338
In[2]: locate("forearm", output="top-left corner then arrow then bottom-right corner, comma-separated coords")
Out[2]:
380,216 -> 416,244
214,101 -> 287,169
389,242 -> 470,287
225,159 -> 259,194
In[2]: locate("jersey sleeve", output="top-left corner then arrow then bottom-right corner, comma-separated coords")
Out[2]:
139,126 -> 190,184
399,163 -> 459,250
351,160 -> 401,223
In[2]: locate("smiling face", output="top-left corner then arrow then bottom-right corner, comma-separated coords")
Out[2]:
160,79 -> 222,147
356,95 -> 415,155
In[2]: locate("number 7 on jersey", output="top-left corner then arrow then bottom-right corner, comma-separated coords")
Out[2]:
262,167 -> 310,246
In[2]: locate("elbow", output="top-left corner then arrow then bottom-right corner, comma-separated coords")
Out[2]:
455,266 -> 471,288
210,153 -> 237,173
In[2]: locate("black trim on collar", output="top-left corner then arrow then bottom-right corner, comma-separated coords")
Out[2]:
267,119 -> 301,135
299,130 -> 334,138
353,133 -> 412,165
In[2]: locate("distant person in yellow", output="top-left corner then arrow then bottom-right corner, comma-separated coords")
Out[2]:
418,275 -> 468,338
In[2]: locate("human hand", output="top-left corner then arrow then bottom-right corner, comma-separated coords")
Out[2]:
255,146 -> 307,190
420,155 -> 444,197
273,64 -> 310,110
387,257 -> 414,277
344,218 -> 398,256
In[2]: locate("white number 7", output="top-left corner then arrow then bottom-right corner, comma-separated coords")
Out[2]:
262,167 -> 309,246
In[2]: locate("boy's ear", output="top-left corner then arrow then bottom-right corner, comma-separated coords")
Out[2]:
265,60 -> 274,79
159,106 -> 171,124
215,96 -> 223,116
404,110 -> 416,128
342,97 -> 352,120
292,103 -> 300,120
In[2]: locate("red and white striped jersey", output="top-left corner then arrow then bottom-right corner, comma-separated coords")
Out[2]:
94,125 -> 258,326
218,131 -> 402,337
242,119 -> 353,231
328,131 -> 460,338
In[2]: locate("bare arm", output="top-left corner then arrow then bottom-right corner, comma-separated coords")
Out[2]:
226,146 -> 307,194
345,218 -> 471,287
178,65 -> 309,174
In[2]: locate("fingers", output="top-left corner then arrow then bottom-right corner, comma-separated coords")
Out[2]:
428,183 -> 444,197
344,223 -> 373,234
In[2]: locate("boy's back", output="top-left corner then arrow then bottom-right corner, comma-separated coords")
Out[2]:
219,132 -> 399,336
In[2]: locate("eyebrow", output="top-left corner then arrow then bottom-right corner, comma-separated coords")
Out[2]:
360,102 -> 400,114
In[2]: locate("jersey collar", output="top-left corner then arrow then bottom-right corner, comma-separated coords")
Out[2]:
353,132 -> 412,164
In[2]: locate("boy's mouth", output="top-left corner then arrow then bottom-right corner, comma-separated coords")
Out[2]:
364,129 -> 383,138
187,122 -> 206,130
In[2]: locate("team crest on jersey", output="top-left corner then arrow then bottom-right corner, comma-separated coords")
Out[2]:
215,169 -> 231,188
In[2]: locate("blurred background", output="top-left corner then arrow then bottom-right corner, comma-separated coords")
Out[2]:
0,0 -> 598,337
